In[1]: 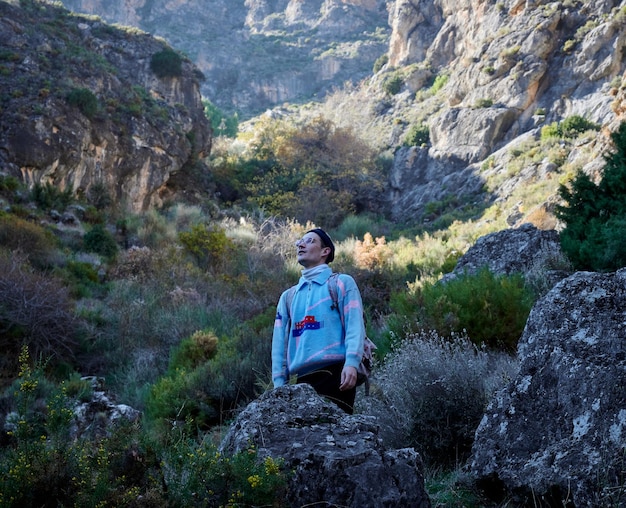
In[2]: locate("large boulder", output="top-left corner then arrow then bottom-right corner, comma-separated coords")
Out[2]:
441,223 -> 568,289
469,269 -> 626,506
220,384 -> 431,508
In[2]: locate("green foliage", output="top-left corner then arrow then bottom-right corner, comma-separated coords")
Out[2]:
66,87 -> 98,119
83,224 -> 118,259
373,53 -> 388,73
0,175 -> 21,195
150,47 -> 182,78
430,74 -> 449,93
203,99 -> 238,137
403,123 -> 430,147
0,214 -> 58,268
241,116 -> 386,227
473,98 -> 493,108
362,332 -> 517,467
382,73 -> 403,95
87,181 -> 112,211
169,329 -> 219,371
178,223 -> 235,271
31,182 -> 74,212
164,440 -> 287,507
388,267 -> 535,352
556,121 -> 626,271
56,260 -> 103,299
541,114 -> 600,140
0,348 -> 287,506
144,319 -> 272,433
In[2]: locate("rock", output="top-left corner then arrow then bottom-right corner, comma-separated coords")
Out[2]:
444,223 -> 564,278
0,1 -> 211,214
469,269 -> 626,506
220,384 -> 431,508
70,377 -> 141,440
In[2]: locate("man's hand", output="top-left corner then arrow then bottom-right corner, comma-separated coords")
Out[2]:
339,365 -> 357,391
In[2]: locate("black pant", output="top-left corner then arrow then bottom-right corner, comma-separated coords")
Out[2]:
297,362 -> 356,414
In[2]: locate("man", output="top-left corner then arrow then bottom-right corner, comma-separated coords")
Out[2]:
271,228 -> 365,413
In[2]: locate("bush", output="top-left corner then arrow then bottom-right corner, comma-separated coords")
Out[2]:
403,123 -> 430,147
66,87 -> 98,119
168,329 -> 219,371
388,267 -> 535,352
0,252 -> 78,373
163,439 -> 287,507
0,214 -> 58,268
556,121 -> 626,270
31,182 -> 74,212
373,54 -> 388,73
361,331 -> 517,467
540,114 -> 600,140
383,73 -> 403,95
178,223 -> 236,272
150,47 -> 182,78
83,224 -> 118,259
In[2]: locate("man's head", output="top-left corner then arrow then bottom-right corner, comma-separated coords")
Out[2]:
295,228 -> 335,268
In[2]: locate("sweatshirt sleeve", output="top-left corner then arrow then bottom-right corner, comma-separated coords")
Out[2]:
271,290 -> 290,387
338,275 -> 365,370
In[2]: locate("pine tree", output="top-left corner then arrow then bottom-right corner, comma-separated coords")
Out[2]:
556,121 -> 626,271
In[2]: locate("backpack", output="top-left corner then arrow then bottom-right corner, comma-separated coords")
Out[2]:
285,272 -> 376,394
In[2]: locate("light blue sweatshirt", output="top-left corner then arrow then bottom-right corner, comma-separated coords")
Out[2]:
271,265 -> 365,387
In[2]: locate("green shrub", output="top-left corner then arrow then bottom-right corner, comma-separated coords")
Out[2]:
150,47 -> 182,78
83,224 -> 118,259
430,74 -> 449,93
0,348 -> 167,506
403,123 -> 430,147
0,214 -> 58,268
388,267 -> 535,352
541,114 -> 600,140
361,331 -> 517,467
383,73 -> 403,95
66,87 -> 98,119
164,439 -> 287,507
169,329 -> 219,371
0,175 -> 21,195
178,223 -> 235,271
203,99 -> 239,138
556,121 -> 626,271
31,182 -> 74,211
373,54 -> 388,73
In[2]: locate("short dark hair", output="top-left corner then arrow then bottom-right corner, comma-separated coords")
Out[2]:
307,228 -> 335,263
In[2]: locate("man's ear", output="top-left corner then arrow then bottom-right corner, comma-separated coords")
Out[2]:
321,246 -> 330,259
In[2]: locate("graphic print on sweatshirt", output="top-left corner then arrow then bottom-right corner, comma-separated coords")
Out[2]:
293,315 -> 323,337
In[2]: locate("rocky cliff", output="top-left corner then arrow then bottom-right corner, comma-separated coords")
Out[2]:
315,0 -> 626,224
59,0 -> 391,117
0,0 -> 211,212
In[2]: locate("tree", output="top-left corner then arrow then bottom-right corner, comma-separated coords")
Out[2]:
556,121 -> 626,271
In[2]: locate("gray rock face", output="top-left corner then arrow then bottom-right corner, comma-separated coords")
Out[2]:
220,384 -> 431,508
0,1 -> 211,213
469,269 -> 626,506
443,223 -> 564,280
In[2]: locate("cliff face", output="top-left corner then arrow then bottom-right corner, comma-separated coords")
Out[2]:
315,0 -> 626,224
0,0 -> 211,212
59,0 -> 391,117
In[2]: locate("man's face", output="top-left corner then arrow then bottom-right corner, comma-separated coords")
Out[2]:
295,232 -> 330,268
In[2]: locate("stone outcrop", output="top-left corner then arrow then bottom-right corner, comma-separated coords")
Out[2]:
384,0 -> 626,222
441,223 -> 567,283
469,269 -> 626,506
220,384 -> 431,508
0,0 -> 211,213
60,0 -> 390,117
